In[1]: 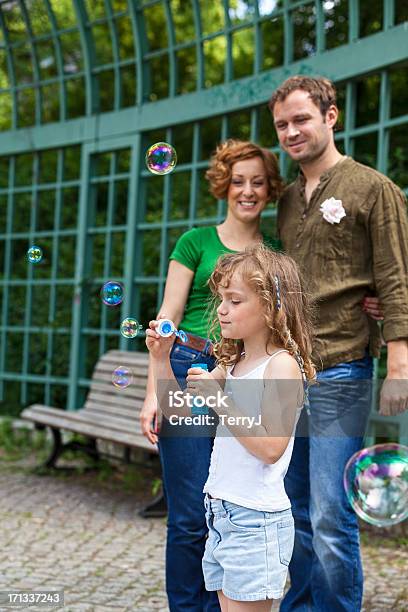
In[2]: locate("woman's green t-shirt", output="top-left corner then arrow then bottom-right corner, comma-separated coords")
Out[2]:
169,225 -> 282,339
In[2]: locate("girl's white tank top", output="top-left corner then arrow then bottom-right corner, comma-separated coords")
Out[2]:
203,350 -> 301,512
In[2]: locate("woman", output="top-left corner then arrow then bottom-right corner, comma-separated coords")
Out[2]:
139,139 -> 383,611
140,139 -> 284,612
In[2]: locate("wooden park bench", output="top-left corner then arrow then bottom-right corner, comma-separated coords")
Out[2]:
21,349 -> 157,468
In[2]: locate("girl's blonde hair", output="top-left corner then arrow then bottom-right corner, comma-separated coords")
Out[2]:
208,243 -> 316,381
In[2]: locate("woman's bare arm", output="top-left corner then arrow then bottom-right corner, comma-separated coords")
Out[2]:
141,260 -> 195,443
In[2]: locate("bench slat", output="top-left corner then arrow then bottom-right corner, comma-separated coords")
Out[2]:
85,391 -> 143,410
22,406 -> 155,452
23,404 -> 142,434
84,403 -> 141,421
87,380 -> 146,399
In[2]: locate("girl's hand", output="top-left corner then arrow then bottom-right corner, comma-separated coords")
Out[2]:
186,368 -> 222,402
362,296 -> 384,321
145,315 -> 175,360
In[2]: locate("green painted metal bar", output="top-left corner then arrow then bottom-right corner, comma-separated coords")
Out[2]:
344,81 -> 356,157
1,372 -> 68,385
127,0 -> 147,105
223,0 -> 233,82
188,122 -> 201,222
44,148 -> 64,405
192,0 -> 204,89
2,23 -> 81,47
67,144 -> 91,410
383,0 -> 395,28
21,153 -> 40,404
43,0 -> 67,121
99,151 -> 118,356
133,147 -> 147,321
0,179 -> 79,194
253,0 -> 262,75
377,70 -> 390,174
163,0 -> 177,97
0,158 -> 14,400
0,9 -> 18,129
348,0 -> 359,42
0,278 -> 76,287
1,23 -> 407,153
0,325 -> 70,333
0,70 -> 87,96
18,0 -> 42,125
250,107 -> 258,143
73,0 -> 98,115
157,127 -> 173,306
283,0 -> 293,65
120,134 -> 142,350
216,115 -> 229,220
103,0 -> 122,109
315,0 -> 326,53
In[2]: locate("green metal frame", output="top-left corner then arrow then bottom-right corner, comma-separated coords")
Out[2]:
0,1 -> 407,443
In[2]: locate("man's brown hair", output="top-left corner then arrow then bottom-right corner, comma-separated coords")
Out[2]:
269,76 -> 337,118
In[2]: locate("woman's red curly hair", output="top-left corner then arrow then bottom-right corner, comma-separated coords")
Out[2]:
205,139 -> 285,202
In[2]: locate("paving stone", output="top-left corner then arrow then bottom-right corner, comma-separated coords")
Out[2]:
1,465 -> 407,611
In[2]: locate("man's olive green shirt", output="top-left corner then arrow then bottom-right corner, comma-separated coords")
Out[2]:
278,156 -> 408,370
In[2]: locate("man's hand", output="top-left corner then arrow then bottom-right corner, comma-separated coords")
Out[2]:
379,376 -> 408,416
380,340 -> 408,416
362,296 -> 384,321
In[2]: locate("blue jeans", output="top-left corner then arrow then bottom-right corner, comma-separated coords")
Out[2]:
281,353 -> 373,612
158,342 -> 220,612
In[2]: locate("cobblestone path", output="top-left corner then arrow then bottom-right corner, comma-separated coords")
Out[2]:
0,466 -> 407,611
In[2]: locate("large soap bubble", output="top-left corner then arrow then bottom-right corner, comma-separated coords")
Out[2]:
101,281 -> 124,306
344,443 -> 408,527
112,366 -> 133,389
145,142 -> 177,175
120,318 -> 143,338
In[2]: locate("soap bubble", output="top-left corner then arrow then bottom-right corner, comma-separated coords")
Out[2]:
101,281 -> 124,306
112,366 -> 133,389
145,142 -> 177,175
27,245 -> 43,264
344,443 -> 408,527
120,318 -> 143,338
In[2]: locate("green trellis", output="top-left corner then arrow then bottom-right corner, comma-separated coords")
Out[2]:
0,0 -> 407,443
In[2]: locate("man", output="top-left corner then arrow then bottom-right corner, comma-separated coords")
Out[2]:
269,76 -> 408,611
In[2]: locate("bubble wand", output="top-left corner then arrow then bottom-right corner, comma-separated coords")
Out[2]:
156,319 -> 188,343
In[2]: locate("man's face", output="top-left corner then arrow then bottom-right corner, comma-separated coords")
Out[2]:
273,89 -> 337,164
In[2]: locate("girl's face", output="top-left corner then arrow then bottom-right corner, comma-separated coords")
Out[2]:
226,157 -> 269,222
216,272 -> 268,341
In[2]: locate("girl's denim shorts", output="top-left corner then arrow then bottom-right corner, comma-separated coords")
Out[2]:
203,494 -> 294,602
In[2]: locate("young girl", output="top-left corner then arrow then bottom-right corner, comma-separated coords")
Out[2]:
146,243 -> 315,611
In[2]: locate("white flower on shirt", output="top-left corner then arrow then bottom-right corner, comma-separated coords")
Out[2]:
320,197 -> 346,224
